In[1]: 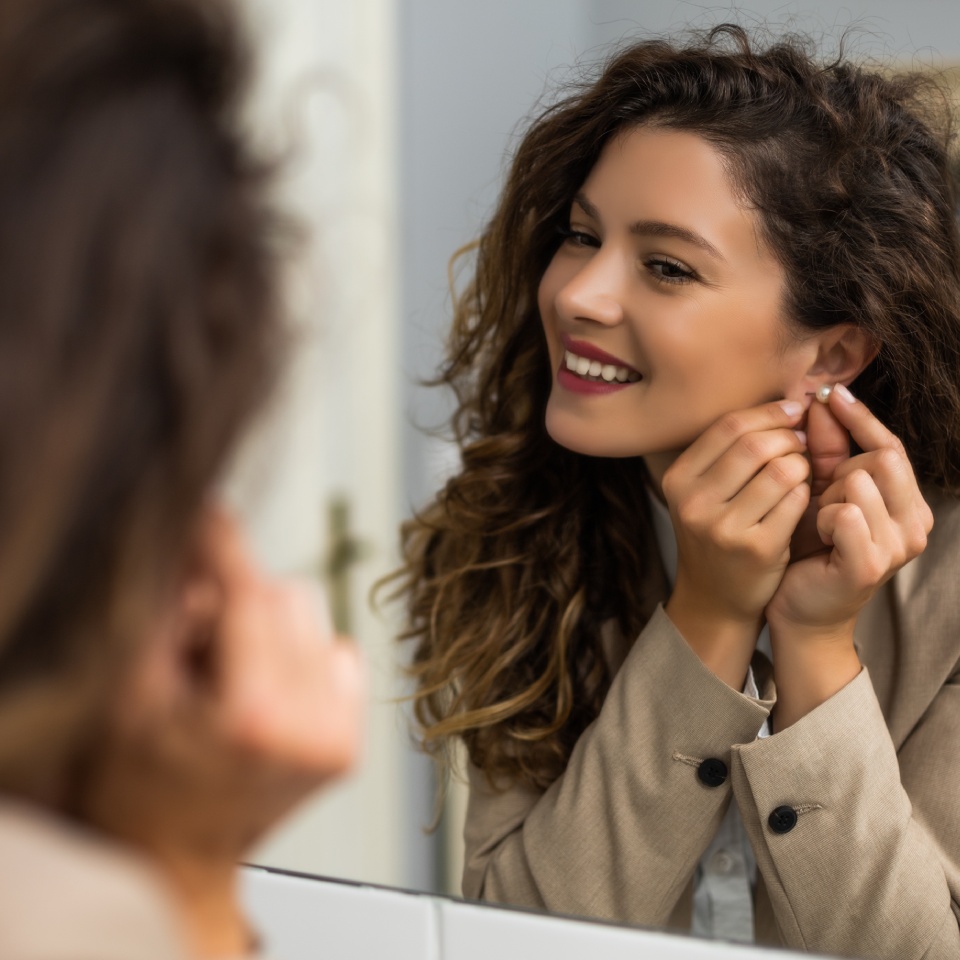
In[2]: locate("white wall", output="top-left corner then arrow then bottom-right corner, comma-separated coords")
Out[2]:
229,0 -> 424,891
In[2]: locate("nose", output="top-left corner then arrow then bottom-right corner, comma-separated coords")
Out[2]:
554,248 -> 625,327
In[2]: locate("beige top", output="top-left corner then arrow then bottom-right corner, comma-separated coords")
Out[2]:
462,489 -> 960,959
0,798 -> 190,960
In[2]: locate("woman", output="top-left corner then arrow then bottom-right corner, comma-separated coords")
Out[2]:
395,25 -> 960,958
0,0 -> 363,957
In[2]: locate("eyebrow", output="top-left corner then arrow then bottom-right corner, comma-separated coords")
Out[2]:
573,193 -> 726,262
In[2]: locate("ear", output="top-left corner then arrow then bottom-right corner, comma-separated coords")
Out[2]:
796,324 -> 879,398
110,575 -> 221,736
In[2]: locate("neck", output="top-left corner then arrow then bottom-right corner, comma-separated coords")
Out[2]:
158,857 -> 252,958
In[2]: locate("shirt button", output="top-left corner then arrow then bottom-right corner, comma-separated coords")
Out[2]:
697,758 -> 728,787
768,805 -> 799,834
710,849 -> 735,875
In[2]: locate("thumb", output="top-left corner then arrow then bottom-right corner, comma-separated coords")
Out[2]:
807,393 -> 850,496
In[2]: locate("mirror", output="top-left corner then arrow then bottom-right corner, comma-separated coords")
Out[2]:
235,0 -> 960,954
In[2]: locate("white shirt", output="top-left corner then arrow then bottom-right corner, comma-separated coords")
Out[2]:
646,490 -> 770,944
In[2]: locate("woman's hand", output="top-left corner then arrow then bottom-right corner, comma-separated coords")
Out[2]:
767,384 -> 932,727
83,507 -> 365,957
662,400 -> 810,688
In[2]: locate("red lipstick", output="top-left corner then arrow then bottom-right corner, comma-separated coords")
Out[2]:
561,335 -> 639,374
556,335 -> 642,396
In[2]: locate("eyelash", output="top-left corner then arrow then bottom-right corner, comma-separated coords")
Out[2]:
556,225 -> 697,285
646,256 -> 696,285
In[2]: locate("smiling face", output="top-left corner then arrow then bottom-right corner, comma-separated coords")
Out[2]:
539,126 -> 819,478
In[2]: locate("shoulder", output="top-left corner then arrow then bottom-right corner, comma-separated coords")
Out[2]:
0,798 -> 188,960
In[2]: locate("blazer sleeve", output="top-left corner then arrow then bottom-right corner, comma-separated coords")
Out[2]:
732,665 -> 960,959
461,605 -> 773,925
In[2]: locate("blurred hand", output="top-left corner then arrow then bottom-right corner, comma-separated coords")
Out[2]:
84,506 -> 365,956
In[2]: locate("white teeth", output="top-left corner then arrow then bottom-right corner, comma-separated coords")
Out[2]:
562,349 -> 640,383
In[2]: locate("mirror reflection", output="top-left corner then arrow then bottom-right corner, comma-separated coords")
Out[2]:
235,0 -> 960,956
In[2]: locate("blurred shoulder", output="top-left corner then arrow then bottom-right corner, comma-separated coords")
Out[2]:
0,798 -> 188,960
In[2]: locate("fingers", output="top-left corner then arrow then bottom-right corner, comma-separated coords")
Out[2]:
806,396 -> 850,496
822,448 -> 930,528
183,504 -> 364,778
707,431 -> 809,505
817,470 -> 889,548
812,383 -> 932,547
757,478 -> 811,543
218,566 -> 364,777
822,382 -> 903,455
669,400 -> 806,481
193,503 -> 258,596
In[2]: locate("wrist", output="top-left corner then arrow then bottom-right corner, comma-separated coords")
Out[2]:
665,589 -> 762,690
770,623 -> 861,730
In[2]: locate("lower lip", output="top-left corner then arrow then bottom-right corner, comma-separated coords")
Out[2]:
557,365 -> 638,395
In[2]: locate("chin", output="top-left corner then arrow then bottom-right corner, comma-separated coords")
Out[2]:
545,409 -> 644,459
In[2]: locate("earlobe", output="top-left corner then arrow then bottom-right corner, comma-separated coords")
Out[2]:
802,324 -> 879,393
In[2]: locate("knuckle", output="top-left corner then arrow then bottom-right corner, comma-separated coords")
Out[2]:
660,466 -> 680,502
875,446 -> 904,476
837,503 -> 862,527
906,523 -> 928,556
763,459 -> 793,488
713,517 -> 739,551
675,495 -> 704,529
737,431 -> 768,463
717,411 -> 748,441
846,468 -> 873,494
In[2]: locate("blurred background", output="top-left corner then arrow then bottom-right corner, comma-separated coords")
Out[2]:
233,0 -> 960,898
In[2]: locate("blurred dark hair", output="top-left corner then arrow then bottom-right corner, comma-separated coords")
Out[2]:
0,0 -> 282,804
394,25 -> 960,791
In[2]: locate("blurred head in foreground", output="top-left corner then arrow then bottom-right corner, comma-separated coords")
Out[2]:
0,0 -> 363,953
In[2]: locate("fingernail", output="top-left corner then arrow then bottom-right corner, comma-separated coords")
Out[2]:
834,383 -> 855,403
780,400 -> 804,418
794,430 -> 807,446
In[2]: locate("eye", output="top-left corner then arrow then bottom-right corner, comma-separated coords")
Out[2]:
646,256 -> 696,284
557,224 -> 600,248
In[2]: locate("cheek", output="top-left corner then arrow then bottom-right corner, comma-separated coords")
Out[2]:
537,259 -> 559,322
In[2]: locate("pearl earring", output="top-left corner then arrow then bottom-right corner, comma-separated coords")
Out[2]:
815,384 -> 834,404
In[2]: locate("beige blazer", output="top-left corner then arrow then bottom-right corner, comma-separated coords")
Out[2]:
462,489 -> 960,959
0,799 -> 190,960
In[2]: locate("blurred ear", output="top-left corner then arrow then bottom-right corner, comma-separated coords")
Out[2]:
112,517 -> 224,734
797,324 -> 879,398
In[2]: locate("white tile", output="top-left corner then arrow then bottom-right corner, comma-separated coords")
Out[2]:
439,898 -> 811,960
241,868 -> 439,960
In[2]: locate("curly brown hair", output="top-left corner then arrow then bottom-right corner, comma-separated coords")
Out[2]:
392,25 -> 960,793
0,0 -> 282,805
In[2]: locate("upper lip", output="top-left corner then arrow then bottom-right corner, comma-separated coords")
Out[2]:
561,335 -> 639,373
